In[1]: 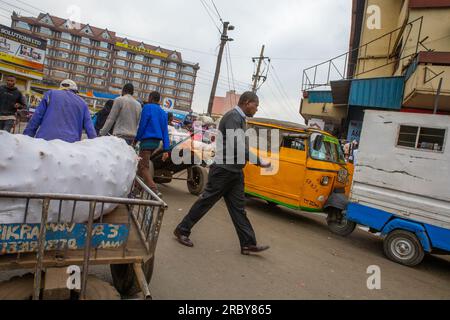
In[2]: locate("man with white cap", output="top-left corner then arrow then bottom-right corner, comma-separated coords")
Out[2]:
24,79 -> 97,143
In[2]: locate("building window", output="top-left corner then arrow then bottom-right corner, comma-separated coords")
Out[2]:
80,37 -> 91,45
133,72 -> 142,79
77,55 -> 89,63
117,51 -> 127,58
99,42 -> 109,49
113,68 -> 125,75
115,59 -> 126,67
397,125 -> 446,152
164,79 -> 176,87
112,78 -> 123,85
181,74 -> 194,82
147,76 -> 159,83
133,63 -> 143,71
97,50 -> 109,58
58,42 -> 71,50
178,91 -> 191,99
60,32 -> 72,40
74,74 -> 86,83
50,70 -> 69,79
132,81 -> 141,89
75,65 -> 86,73
182,66 -> 194,73
94,69 -> 106,76
166,71 -> 177,78
167,62 -> 178,70
179,83 -> 193,90
150,67 -> 160,74
95,60 -> 109,68
92,78 -> 105,86
16,21 -> 31,30
39,27 -> 52,36
146,84 -> 158,91
163,88 -> 175,95
55,51 -> 70,59
151,59 -> 161,66
79,46 -> 90,54
135,55 -> 144,62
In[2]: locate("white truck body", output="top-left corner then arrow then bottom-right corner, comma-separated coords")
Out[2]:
351,110 -> 450,230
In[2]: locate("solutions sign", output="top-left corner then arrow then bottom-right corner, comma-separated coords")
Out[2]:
0,25 -> 47,80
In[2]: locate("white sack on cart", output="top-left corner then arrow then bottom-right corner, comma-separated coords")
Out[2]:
0,132 -> 138,223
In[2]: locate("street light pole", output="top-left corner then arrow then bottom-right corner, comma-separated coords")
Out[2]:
207,21 -> 234,116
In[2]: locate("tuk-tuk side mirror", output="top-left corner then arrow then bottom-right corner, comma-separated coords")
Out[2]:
313,135 -> 324,151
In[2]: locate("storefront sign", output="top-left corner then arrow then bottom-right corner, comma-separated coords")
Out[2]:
0,25 -> 47,80
115,42 -> 168,59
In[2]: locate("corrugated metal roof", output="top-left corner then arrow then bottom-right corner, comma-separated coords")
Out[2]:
308,91 -> 333,103
349,76 -> 405,110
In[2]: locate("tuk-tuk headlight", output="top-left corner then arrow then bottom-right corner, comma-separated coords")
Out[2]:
321,176 -> 330,186
337,168 -> 348,184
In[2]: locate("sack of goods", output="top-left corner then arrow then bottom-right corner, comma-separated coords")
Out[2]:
0,132 -> 138,224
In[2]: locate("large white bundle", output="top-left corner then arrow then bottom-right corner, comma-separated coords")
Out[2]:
0,132 -> 138,223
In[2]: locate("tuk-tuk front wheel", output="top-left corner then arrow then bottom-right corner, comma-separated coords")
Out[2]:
326,207 -> 356,237
187,166 -> 208,196
383,230 -> 425,267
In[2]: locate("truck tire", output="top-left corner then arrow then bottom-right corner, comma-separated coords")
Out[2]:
110,257 -> 155,297
187,165 -> 208,196
383,230 -> 425,267
326,207 -> 356,237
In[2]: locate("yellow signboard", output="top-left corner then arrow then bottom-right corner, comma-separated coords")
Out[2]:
0,61 -> 43,80
0,52 -> 44,71
115,42 -> 169,59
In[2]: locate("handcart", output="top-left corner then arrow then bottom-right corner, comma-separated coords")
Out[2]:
0,177 -> 167,300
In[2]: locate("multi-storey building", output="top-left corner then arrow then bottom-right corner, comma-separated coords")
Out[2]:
11,12 -> 199,111
300,0 -> 450,140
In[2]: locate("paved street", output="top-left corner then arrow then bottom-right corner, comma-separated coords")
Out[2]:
145,178 -> 450,300
1,176 -> 449,300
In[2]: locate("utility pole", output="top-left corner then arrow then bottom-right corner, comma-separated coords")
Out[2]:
207,21 -> 234,116
252,45 -> 270,93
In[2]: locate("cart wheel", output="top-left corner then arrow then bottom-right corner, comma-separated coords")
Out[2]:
383,230 -> 425,267
0,274 -> 120,300
326,207 -> 356,237
187,165 -> 208,196
110,257 -> 155,297
0,274 -> 34,300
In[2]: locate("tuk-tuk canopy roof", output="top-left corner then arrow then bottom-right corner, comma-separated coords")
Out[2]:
248,118 -> 309,131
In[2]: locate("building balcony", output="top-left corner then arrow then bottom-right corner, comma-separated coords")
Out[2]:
403,52 -> 450,113
300,92 -> 347,126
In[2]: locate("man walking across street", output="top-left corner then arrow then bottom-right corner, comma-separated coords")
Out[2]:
174,91 -> 271,255
135,91 -> 170,197
99,83 -> 141,146
0,75 -> 26,133
23,79 -> 96,142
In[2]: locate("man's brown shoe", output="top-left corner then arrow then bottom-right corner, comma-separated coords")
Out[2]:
241,245 -> 270,255
174,229 -> 194,248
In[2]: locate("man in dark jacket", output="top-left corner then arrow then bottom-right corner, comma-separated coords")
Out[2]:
174,92 -> 271,255
94,99 -> 114,136
0,75 -> 26,132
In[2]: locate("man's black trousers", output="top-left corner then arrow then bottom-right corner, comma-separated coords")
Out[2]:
177,165 -> 257,248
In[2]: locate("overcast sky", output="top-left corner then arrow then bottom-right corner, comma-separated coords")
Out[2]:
0,0 -> 352,123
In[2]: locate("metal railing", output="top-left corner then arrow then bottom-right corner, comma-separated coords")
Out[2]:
0,177 -> 167,300
302,16 -> 424,92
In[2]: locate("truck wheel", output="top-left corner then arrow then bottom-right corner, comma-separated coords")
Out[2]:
110,257 -> 155,297
383,230 -> 425,267
326,208 -> 356,236
187,165 -> 208,196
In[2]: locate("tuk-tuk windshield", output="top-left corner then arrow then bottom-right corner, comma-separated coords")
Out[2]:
310,133 -> 346,164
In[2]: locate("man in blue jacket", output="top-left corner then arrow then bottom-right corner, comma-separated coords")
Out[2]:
24,79 -> 97,143
136,91 -> 170,196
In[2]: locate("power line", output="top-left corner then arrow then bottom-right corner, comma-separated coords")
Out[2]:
0,0 -> 35,15
15,0 -> 41,14
226,43 -> 237,93
199,0 -> 221,34
210,0 -> 223,23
